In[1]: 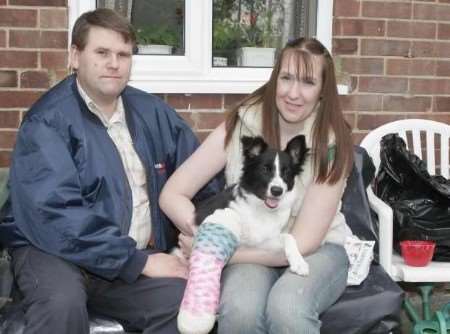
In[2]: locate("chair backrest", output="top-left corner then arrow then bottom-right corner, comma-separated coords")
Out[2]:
360,119 -> 450,179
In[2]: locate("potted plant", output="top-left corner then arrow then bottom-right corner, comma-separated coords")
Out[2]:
212,18 -> 241,66
135,24 -> 180,55
236,0 -> 283,67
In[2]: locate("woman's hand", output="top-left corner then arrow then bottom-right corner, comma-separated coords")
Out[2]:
178,233 -> 195,259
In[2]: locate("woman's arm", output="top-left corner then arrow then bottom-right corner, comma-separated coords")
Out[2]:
291,176 -> 347,256
159,122 -> 228,236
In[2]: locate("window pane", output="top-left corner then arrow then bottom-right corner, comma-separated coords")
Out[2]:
212,0 -> 316,68
97,0 -> 185,56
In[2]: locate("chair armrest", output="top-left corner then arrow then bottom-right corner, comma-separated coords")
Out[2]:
366,186 -> 394,278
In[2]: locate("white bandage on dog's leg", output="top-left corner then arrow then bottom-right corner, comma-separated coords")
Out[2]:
177,209 -> 240,334
283,234 -> 309,276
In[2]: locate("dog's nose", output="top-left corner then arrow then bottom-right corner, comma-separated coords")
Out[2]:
270,186 -> 283,197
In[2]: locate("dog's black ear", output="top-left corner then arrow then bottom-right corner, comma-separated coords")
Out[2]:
241,136 -> 268,159
285,135 -> 309,167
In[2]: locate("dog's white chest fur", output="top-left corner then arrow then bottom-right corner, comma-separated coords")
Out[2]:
229,188 -> 296,250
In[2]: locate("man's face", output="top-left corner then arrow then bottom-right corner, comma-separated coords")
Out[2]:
70,26 -> 133,105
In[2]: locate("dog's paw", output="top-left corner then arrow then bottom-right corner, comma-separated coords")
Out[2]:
283,234 -> 310,276
288,254 -> 310,276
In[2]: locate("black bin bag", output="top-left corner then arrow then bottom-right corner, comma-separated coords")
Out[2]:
374,133 -> 450,261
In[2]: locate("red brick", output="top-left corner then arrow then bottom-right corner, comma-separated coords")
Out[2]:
343,112 -> 356,129
332,38 -> 358,55
10,0 -> 66,6
167,94 -> 222,109
352,132 -> 367,145
383,96 -> 432,112
10,30 -> 67,49
20,71 -> 50,89
0,0 -> 6,5
177,111 -> 194,128
0,110 -> 21,128
386,59 -> 436,76
435,42 -> 450,57
334,19 -> 385,37
414,3 -> 450,21
436,61 -> 450,76
341,57 -> 384,75
0,8 -> 37,27
0,151 -> 11,168
41,51 -> 68,69
387,21 -> 436,39
412,113 -> 450,124
0,30 -> 5,47
434,97 -> 450,112
410,78 -> 450,95
357,114 -> 407,131
363,2 -> 412,19
361,39 -> 411,57
340,94 -> 383,112
412,41 -> 450,58
40,8 -> 67,29
438,23 -> 450,41
224,94 -> 246,109
334,0 -> 360,17
49,69 -> 69,85
196,112 -> 225,130
0,91 -> 42,108
0,71 -> 18,88
0,131 -> 17,150
0,51 -> 37,68
359,77 -> 408,94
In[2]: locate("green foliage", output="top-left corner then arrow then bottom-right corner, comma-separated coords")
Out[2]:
135,25 -> 179,46
213,19 -> 241,51
238,0 -> 283,48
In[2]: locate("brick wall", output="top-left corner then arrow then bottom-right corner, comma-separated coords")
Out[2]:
333,0 -> 450,143
0,0 -> 449,167
0,0 -> 68,167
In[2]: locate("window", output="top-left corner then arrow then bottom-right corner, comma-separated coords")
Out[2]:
68,0 -> 333,93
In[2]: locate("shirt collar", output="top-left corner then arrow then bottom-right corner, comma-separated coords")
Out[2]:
76,80 -> 125,127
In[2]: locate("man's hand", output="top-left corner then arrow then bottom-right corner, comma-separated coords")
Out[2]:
141,253 -> 188,279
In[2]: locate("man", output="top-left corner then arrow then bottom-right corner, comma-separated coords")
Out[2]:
0,8 -> 217,334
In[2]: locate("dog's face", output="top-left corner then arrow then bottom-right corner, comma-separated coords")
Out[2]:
239,135 -> 309,210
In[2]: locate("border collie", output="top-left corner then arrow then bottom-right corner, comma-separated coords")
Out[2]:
194,134 -> 310,275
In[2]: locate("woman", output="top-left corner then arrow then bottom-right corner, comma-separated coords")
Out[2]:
159,37 -> 354,334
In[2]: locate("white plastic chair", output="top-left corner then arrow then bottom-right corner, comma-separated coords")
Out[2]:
360,119 -> 450,282
361,119 -> 450,331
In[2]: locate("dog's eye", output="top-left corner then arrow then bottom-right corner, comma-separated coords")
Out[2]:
263,165 -> 272,173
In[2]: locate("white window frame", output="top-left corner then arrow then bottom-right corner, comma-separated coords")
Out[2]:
68,0 -> 334,94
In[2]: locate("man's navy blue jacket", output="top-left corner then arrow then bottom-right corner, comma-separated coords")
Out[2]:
0,74 -> 218,283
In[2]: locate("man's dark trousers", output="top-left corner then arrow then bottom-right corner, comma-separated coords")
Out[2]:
11,246 -> 185,334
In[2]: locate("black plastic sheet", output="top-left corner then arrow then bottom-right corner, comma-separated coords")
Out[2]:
374,133 -> 450,261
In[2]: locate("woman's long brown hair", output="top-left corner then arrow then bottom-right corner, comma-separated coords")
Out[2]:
224,37 -> 353,184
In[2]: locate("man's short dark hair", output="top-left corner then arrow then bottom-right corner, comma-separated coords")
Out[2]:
71,8 -> 136,50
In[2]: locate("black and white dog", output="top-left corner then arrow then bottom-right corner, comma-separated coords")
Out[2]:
195,134 -> 310,275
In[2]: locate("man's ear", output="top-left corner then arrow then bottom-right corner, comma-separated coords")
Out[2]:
69,45 -> 80,72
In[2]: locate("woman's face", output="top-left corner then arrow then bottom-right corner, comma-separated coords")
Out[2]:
275,52 -> 324,126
